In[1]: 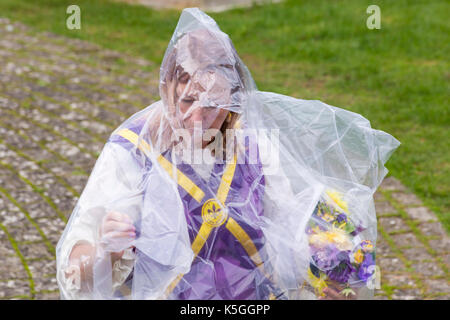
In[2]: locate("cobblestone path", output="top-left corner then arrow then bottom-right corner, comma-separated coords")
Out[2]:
0,18 -> 448,300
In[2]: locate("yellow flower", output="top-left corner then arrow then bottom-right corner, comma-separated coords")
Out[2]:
309,227 -> 352,250
333,220 -> 347,230
322,213 -> 335,222
311,226 -> 322,234
309,231 -> 328,247
307,268 -> 328,296
354,249 -> 364,264
326,190 -> 348,213
329,228 -> 353,250
361,240 -> 374,253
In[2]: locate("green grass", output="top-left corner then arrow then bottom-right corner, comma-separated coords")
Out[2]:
1,0 -> 448,231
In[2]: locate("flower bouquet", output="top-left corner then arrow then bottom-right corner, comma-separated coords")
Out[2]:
305,190 -> 377,298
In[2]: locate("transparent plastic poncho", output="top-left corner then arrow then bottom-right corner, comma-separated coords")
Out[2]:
56,8 -> 400,300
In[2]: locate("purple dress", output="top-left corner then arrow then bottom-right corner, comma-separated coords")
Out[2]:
109,121 -> 284,300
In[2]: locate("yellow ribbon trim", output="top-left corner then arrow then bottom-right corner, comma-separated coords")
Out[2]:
216,154 -> 237,205
162,273 -> 184,299
191,223 -> 214,256
162,156 -> 237,299
161,223 -> 214,298
156,154 -> 205,203
116,129 -> 205,203
225,217 -> 262,266
218,154 -> 269,279
117,128 -> 151,155
225,217 -> 271,279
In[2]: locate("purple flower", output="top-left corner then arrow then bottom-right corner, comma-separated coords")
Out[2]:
350,224 -> 366,236
360,240 -> 374,252
326,251 -> 356,283
358,253 -> 375,282
336,213 -> 347,223
311,244 -> 342,271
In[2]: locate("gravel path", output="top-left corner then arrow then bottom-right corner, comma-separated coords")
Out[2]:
0,18 -> 448,300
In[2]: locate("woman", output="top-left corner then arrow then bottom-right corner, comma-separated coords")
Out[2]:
56,8 -> 399,300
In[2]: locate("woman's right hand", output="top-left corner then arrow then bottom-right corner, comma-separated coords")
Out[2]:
319,281 -> 357,300
99,211 -> 136,258
65,212 -> 136,287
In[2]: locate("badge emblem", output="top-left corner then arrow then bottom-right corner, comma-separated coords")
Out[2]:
201,199 -> 228,227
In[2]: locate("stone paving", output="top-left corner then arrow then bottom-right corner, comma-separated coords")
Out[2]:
0,18 -> 448,300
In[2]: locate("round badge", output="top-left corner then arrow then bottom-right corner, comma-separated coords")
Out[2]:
201,199 -> 228,227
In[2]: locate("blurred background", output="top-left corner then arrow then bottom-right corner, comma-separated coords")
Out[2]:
0,0 -> 448,299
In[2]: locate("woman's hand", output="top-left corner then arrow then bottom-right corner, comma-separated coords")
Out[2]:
65,212 -> 135,289
319,281 -> 357,300
99,211 -> 136,260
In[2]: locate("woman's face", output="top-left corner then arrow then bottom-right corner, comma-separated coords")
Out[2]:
174,67 -> 230,139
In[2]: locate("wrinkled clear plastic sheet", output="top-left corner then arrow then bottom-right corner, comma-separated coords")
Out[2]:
56,8 -> 400,300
